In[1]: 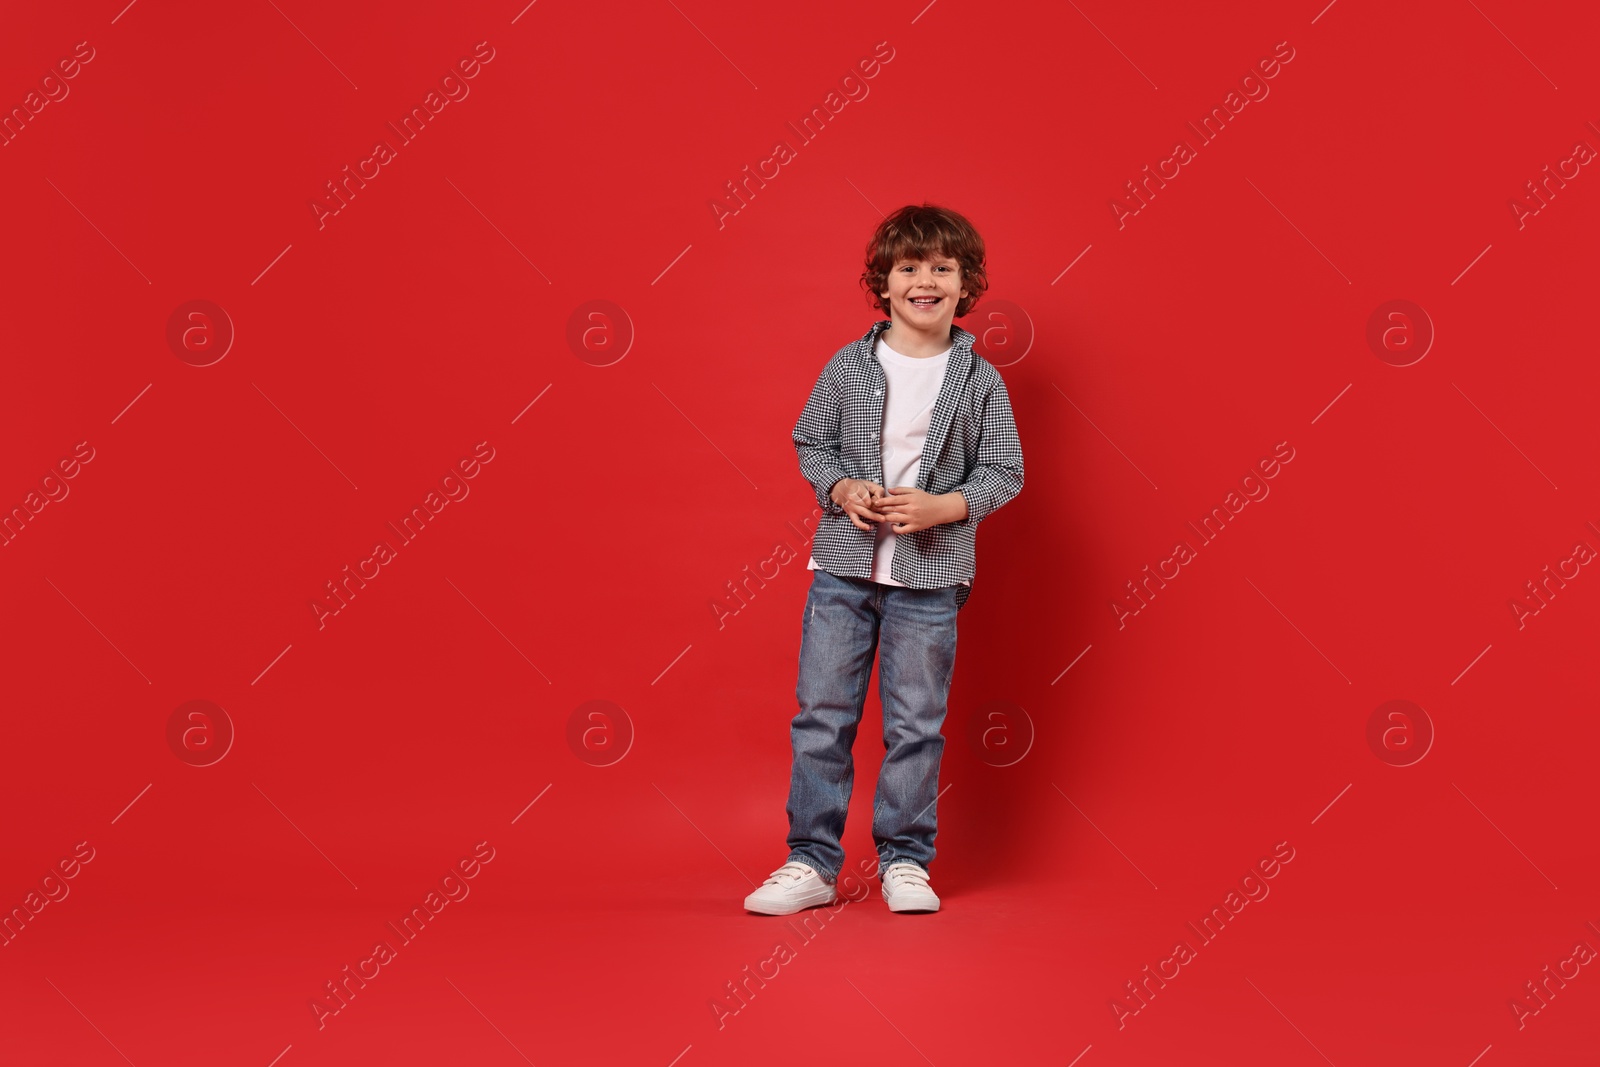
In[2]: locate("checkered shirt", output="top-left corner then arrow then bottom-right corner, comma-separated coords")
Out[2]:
793,318 -> 1024,589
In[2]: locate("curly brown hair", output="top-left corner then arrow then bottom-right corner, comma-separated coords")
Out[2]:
860,203 -> 988,319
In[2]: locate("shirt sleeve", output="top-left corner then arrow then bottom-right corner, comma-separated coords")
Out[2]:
792,363 -> 849,514
949,373 -> 1024,527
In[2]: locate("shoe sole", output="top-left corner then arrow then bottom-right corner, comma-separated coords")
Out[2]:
883,890 -> 940,913
743,888 -> 836,915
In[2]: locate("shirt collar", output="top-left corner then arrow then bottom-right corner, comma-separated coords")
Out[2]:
860,318 -> 975,357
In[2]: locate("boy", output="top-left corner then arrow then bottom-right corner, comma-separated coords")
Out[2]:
743,203 -> 1024,916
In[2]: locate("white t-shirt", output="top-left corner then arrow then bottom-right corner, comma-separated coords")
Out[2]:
808,334 -> 970,588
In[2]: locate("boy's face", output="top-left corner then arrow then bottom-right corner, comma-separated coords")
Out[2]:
880,253 -> 967,332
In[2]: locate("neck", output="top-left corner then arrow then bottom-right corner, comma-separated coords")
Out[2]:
882,321 -> 953,359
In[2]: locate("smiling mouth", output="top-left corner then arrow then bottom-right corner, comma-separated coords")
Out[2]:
909,296 -> 941,309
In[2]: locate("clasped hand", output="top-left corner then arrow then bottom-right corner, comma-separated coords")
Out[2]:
831,478 -> 948,535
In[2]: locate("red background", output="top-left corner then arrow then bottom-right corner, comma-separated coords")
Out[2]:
3,1 -> 1598,1064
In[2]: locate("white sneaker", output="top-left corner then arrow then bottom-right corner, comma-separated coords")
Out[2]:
744,861 -> 837,915
881,862 -> 940,913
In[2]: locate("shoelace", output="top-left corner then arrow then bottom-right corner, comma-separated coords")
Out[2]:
884,864 -> 930,891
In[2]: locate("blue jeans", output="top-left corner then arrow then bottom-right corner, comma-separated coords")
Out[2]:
785,567 -> 968,884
